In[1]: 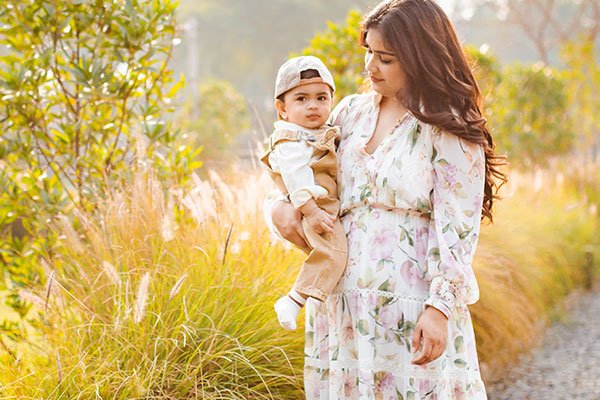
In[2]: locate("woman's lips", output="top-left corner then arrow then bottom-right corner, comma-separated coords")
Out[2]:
370,76 -> 383,83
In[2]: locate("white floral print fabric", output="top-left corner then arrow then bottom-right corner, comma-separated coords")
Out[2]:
304,92 -> 488,399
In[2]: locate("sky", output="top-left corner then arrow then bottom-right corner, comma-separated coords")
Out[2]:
437,0 -> 455,12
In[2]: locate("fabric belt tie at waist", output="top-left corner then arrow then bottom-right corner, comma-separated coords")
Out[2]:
340,203 -> 429,219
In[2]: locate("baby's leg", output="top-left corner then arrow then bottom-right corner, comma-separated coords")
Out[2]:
274,290 -> 307,330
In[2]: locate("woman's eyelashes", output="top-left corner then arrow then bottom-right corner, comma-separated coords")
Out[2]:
364,47 -> 393,65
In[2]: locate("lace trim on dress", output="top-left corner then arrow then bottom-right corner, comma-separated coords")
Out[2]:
304,358 -> 483,380
330,288 -> 429,303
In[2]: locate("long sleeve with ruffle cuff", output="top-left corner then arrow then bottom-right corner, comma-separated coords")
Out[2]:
424,128 -> 486,319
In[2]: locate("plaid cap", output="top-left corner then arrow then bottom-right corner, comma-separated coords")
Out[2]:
274,56 -> 336,99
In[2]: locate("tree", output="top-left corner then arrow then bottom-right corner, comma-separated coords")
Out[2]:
464,45 -> 502,106
178,79 -> 250,168
0,0 -> 195,322
466,46 -> 574,165
297,10 -> 367,102
462,0 -> 600,65
561,37 -> 600,160
489,62 -> 573,165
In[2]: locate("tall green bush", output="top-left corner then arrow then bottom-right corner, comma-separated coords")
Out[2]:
0,0 -> 197,329
488,63 -> 573,165
561,36 -> 600,159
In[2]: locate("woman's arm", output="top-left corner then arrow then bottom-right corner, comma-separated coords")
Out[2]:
412,127 -> 485,365
263,191 -> 311,251
423,129 -> 485,317
271,199 -> 310,251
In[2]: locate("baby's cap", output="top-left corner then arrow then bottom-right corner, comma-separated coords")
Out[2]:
274,56 -> 335,99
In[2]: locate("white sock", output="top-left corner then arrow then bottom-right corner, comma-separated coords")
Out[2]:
274,291 -> 306,330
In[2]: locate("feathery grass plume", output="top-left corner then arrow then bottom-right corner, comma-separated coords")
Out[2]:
133,272 -> 151,324
123,278 -> 132,323
230,241 -> 241,255
44,269 -> 55,313
133,124 -> 150,162
161,212 -> 177,242
55,214 -> 84,254
102,261 -> 121,286
181,173 -> 218,224
17,289 -> 45,310
169,274 -> 187,300
3,160 -> 598,397
161,192 -> 178,242
56,350 -> 63,384
209,169 -> 236,212
239,231 -> 250,241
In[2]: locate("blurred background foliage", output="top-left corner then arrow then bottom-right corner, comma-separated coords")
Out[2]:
178,79 -> 250,170
295,10 -> 366,103
169,0 -> 599,167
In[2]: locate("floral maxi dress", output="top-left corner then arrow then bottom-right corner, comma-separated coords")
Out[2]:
303,92 -> 488,399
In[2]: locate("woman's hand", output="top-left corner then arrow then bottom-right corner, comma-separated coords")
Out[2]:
411,306 -> 448,365
271,200 -> 310,250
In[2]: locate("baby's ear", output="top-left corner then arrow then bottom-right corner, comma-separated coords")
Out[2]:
274,98 -> 287,120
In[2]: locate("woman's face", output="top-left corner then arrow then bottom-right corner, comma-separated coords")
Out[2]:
364,28 -> 407,99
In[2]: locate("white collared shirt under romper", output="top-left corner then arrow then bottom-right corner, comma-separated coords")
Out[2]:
267,120 -> 330,208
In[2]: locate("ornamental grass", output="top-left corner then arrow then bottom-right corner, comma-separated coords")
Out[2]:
0,160 -> 598,398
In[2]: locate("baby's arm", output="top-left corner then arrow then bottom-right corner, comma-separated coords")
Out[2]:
272,140 -> 335,234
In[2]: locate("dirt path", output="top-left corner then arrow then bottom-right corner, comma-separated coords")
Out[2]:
487,289 -> 600,400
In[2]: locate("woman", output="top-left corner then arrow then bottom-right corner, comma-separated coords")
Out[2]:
266,0 -> 507,398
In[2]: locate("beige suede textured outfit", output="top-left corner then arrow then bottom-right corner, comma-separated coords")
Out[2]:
261,123 -> 348,302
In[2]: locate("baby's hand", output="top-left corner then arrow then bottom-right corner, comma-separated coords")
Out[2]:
299,198 -> 336,235
304,207 -> 336,235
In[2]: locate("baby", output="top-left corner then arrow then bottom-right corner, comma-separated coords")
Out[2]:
261,56 -> 348,330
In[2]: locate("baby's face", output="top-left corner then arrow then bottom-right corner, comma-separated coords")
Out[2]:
278,82 -> 333,129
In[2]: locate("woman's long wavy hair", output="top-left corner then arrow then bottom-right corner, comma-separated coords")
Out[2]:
361,0 -> 507,222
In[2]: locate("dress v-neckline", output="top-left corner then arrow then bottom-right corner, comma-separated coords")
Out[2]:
362,110 -> 411,157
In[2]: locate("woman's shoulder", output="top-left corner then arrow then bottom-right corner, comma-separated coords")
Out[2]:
410,117 -> 455,141
339,92 -> 378,110
330,92 -> 377,126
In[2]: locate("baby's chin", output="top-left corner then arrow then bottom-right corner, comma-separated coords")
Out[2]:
299,119 -> 328,130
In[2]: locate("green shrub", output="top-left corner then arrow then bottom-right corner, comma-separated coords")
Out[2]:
0,0 -> 198,328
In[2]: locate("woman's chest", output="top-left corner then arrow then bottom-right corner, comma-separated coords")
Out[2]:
337,116 -> 435,200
